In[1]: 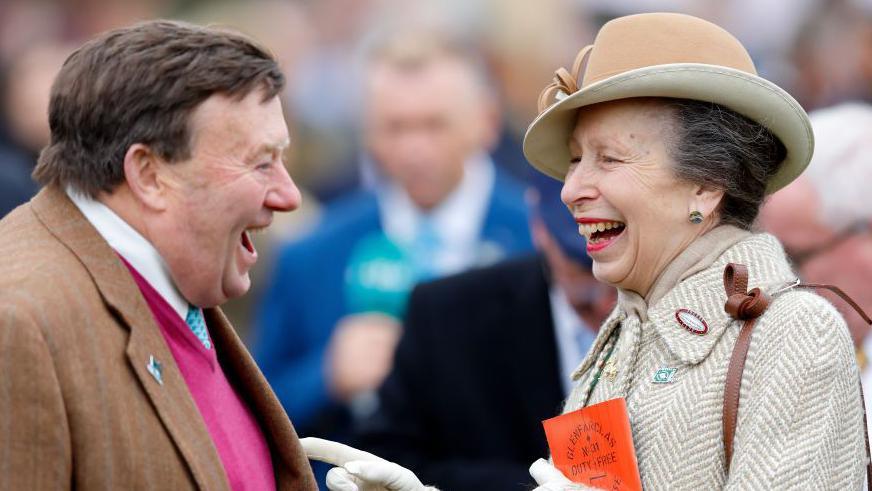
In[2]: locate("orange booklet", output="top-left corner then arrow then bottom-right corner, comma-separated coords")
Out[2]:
542,398 -> 642,491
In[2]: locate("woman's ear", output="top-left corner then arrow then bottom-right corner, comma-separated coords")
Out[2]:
122,143 -> 171,212
690,184 -> 725,220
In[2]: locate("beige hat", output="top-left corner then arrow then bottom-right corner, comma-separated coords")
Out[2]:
523,12 -> 812,194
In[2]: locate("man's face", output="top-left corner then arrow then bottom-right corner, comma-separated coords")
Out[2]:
760,178 -> 872,344
154,89 -> 300,308
364,57 -> 495,210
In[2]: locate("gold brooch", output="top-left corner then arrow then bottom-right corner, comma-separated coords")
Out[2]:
603,359 -> 618,381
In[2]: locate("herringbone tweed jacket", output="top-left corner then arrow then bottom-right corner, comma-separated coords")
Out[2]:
0,186 -> 317,490
564,226 -> 866,490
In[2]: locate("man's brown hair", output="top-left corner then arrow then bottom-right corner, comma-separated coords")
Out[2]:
33,20 -> 285,197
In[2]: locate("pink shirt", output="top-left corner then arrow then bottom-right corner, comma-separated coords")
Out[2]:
122,258 -> 276,491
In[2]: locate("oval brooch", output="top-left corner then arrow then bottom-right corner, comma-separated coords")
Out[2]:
675,308 -> 708,335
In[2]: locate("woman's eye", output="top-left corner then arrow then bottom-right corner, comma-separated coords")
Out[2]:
602,155 -> 622,163
570,156 -> 582,164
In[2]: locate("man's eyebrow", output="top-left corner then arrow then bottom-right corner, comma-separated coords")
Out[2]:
250,138 -> 291,159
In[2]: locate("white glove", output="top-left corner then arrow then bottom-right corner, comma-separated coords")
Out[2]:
529,459 -> 595,491
300,437 -> 438,491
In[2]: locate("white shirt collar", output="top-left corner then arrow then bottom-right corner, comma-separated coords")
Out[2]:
377,153 -> 496,275
549,285 -> 595,396
66,187 -> 190,320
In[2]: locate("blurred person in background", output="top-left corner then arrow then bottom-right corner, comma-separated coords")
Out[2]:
285,0 -> 381,200
0,20 -> 316,489
759,101 -> 872,426
0,42 -> 70,216
481,0 -> 593,181
352,173 -> 614,491
253,27 -> 534,484
790,0 -> 872,109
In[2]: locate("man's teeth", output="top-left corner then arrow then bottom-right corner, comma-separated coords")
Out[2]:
577,221 -> 625,241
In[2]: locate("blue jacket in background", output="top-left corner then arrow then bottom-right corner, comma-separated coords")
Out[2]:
253,169 -> 533,439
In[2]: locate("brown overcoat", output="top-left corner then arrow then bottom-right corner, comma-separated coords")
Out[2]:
0,186 -> 316,490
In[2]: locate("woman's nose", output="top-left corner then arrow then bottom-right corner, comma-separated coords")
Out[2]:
561,161 -> 599,207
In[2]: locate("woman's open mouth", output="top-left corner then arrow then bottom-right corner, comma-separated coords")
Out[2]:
576,219 -> 626,253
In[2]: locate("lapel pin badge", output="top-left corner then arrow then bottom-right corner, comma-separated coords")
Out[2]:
147,355 -> 163,385
675,308 -> 709,335
652,367 -> 678,384
603,359 -> 618,381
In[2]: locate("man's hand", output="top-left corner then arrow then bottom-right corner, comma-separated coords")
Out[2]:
326,313 -> 401,402
529,459 -> 594,491
300,437 -> 437,491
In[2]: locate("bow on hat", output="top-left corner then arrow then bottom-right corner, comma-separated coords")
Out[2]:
537,45 -> 592,114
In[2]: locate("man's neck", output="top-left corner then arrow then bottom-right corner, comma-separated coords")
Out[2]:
99,186 -> 152,241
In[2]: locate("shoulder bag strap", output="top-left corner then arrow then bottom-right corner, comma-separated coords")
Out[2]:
721,263 -> 872,487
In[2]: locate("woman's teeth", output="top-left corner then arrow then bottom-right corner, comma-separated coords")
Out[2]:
578,221 -> 625,241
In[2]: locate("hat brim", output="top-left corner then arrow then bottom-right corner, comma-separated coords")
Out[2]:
523,63 -> 813,194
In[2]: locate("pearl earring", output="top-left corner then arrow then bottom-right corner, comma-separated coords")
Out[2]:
689,211 -> 704,224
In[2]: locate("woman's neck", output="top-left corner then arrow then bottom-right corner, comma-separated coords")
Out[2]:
618,225 -> 751,321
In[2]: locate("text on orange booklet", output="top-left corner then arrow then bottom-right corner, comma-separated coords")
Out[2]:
542,397 -> 642,491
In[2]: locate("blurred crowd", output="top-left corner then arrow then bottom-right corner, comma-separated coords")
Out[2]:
2,0 -> 872,488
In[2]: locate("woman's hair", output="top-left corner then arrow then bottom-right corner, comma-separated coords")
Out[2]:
664,99 -> 787,230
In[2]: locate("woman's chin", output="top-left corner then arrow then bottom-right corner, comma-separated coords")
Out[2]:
591,261 -> 623,288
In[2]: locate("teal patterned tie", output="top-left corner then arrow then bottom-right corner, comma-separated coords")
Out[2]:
185,306 -> 211,350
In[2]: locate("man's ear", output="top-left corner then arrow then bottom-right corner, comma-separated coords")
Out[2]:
689,183 -> 725,221
123,143 -> 171,212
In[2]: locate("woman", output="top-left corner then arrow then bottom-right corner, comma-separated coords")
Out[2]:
302,12 -> 867,491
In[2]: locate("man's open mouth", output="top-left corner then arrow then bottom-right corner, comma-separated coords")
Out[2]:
241,230 -> 255,254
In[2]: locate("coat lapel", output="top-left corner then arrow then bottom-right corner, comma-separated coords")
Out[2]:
205,308 -> 316,490
31,186 -> 229,490
647,233 -> 799,365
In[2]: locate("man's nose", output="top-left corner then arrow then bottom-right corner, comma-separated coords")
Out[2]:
266,164 -> 302,212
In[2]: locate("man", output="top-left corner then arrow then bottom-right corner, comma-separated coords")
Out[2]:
759,102 -> 872,426
253,28 -> 533,453
0,21 -> 316,489
349,174 -> 614,490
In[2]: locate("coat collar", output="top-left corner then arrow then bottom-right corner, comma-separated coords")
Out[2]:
643,230 -> 798,365
31,186 -> 231,490
572,226 -> 800,380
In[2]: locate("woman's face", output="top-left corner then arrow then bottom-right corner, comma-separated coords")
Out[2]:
561,98 -> 720,296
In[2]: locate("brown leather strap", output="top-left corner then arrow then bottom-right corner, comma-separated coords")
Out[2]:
722,263 -> 770,472
799,283 -> 872,324
722,264 -> 872,485
723,316 -> 758,472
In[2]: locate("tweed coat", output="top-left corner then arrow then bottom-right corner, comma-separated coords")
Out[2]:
563,226 -> 866,490
0,186 -> 317,490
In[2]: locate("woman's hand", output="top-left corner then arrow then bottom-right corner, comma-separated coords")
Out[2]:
300,437 -> 438,491
529,459 -> 596,491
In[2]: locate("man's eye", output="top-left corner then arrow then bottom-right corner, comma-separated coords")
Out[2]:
602,155 -> 622,163
570,156 -> 582,164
